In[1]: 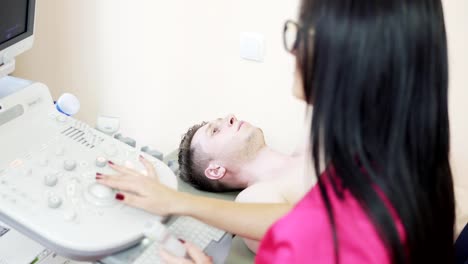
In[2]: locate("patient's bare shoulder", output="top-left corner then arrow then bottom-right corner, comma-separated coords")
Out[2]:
235,182 -> 287,204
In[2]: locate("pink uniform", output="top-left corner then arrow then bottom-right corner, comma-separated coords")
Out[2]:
256,173 -> 405,264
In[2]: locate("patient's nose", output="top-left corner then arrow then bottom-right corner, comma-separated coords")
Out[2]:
225,114 -> 237,127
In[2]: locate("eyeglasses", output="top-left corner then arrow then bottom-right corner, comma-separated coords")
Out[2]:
283,20 -> 314,54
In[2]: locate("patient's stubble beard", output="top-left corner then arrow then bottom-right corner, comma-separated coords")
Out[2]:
242,127 -> 266,161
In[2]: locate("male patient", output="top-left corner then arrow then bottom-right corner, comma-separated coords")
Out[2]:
178,114 -> 313,252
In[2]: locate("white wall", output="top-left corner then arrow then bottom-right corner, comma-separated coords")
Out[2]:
13,1 -> 468,231
443,0 -> 468,234
14,0 -> 305,155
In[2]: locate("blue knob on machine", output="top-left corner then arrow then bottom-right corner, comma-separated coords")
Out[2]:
56,93 -> 80,116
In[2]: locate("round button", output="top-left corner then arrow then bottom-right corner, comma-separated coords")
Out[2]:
48,195 -> 62,209
95,157 -> 107,168
84,183 -> 115,207
44,173 -> 58,187
104,145 -> 118,157
64,160 -> 77,171
89,183 -> 113,199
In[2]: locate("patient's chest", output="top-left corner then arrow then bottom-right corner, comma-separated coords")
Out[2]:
236,171 -> 315,205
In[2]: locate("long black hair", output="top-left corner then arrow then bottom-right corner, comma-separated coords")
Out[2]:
298,0 -> 455,263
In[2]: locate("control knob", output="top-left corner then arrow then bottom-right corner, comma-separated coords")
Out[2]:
48,195 -> 63,209
64,160 -> 77,171
44,173 -> 58,187
95,157 -> 107,168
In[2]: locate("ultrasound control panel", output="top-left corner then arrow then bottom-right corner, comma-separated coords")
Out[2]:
0,82 -> 178,261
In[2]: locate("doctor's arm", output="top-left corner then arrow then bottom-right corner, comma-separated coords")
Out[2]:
96,157 -> 292,241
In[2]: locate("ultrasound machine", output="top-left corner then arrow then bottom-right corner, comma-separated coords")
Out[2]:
0,1 -> 229,263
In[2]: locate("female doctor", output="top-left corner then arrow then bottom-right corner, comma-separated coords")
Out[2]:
97,0 -> 456,263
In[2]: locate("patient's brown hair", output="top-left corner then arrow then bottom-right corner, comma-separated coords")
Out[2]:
178,122 -> 233,192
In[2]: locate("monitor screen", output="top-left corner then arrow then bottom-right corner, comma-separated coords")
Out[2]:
0,0 -> 28,45
0,0 -> 34,52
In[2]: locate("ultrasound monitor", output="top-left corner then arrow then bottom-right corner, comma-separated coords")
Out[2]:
0,0 -> 36,79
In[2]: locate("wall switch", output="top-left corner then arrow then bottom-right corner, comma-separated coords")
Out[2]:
240,32 -> 265,62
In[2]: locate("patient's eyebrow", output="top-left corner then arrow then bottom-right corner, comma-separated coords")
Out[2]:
205,118 -> 222,136
206,123 -> 214,135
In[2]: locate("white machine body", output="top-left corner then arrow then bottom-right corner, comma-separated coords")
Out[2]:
0,82 -> 177,261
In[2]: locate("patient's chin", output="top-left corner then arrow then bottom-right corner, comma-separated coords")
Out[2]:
243,134 -> 265,160
248,128 -> 265,147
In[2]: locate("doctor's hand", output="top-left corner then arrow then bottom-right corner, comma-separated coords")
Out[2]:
95,155 -> 182,216
160,241 -> 213,264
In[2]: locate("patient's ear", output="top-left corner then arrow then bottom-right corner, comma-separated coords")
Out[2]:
204,164 -> 226,180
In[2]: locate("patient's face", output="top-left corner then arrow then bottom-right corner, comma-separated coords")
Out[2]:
191,114 -> 265,167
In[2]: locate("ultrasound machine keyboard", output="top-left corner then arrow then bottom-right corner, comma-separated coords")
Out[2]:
114,216 -> 226,264
0,82 -> 178,261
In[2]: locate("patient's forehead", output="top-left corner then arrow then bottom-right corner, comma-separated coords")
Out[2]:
190,117 -> 224,150
190,123 -> 209,149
